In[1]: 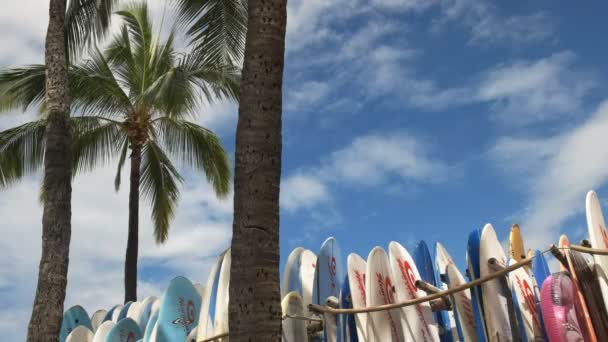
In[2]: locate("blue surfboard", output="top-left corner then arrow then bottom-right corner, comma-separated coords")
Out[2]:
156,276 -> 202,342
531,250 -> 550,289
60,305 -> 92,342
143,310 -> 159,342
340,274 -> 357,342
313,237 -> 343,342
105,317 -> 142,342
117,302 -> 133,322
467,228 -> 488,342
414,240 -> 452,342
103,305 -> 120,322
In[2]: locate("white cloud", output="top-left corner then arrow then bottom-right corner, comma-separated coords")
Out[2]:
489,100 -> 608,249
371,0 -> 438,12
280,174 -> 330,211
285,81 -> 331,112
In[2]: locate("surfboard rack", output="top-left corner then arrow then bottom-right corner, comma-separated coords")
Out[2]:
487,257 -> 506,272
549,244 -> 569,268
415,280 -> 453,311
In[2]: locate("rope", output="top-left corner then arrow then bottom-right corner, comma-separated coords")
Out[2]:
282,314 -> 323,322
569,244 -> 608,255
199,332 -> 229,342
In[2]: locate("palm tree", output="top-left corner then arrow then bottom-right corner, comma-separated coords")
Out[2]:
0,3 -> 239,303
23,0 -> 117,340
228,0 -> 287,340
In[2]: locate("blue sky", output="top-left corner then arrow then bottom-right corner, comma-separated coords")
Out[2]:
2,0 -> 608,340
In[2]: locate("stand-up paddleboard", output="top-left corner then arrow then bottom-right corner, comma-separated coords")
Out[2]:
213,250 -> 231,341
92,321 -> 115,342
347,253 -> 367,341
569,250 -> 608,340
60,305 -> 93,342
467,229 -> 489,341
560,236 -> 597,342
283,247 -> 305,298
445,263 -> 477,342
197,249 -> 227,341
389,241 -> 438,341
91,310 -> 107,332
117,302 -> 133,322
156,276 -> 202,342
340,274 -> 358,342
105,317 -> 142,342
135,296 -> 157,333
142,310 -> 159,342
531,250 -> 550,299
478,224 -> 519,341
415,241 -> 451,342
66,326 -> 94,342
313,237 -> 343,342
366,246 -> 403,341
300,249 -> 317,316
282,291 -> 307,342
507,258 -> 544,341
540,273 -> 585,341
434,243 -> 459,342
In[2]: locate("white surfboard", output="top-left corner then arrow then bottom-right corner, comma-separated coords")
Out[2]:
389,241 -> 439,342
435,242 -> 460,342
445,263 -> 477,342
508,259 -> 543,341
479,224 -> 517,341
586,191 -> 608,272
281,291 -> 307,342
92,321 -> 114,342
282,247 -> 305,298
186,326 -> 197,341
135,296 -> 157,333
90,310 -> 107,332
213,249 -> 231,341
111,304 -> 123,323
194,283 -> 206,298
347,253 -> 368,341
300,249 -> 317,316
197,249 -> 227,341
66,326 -> 94,342
366,246 -> 404,341
126,301 -> 141,322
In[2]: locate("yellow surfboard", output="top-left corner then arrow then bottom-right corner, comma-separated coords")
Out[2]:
558,234 -> 569,272
509,224 -> 526,262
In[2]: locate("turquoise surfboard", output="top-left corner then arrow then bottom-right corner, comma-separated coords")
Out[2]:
60,305 -> 93,342
143,310 -> 159,342
105,317 -> 142,342
156,276 -> 202,342
313,237 -> 343,342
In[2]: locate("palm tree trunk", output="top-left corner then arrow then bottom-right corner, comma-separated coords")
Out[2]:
228,0 -> 287,340
124,144 -> 141,303
27,0 -> 72,341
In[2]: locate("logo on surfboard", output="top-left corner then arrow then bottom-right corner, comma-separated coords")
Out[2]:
172,298 -> 196,332
396,258 -> 432,342
375,272 -> 399,340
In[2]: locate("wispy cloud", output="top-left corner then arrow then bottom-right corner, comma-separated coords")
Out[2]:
489,100 -> 608,249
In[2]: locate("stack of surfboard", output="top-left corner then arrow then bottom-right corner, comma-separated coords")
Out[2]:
281,190 -> 608,342
61,250 -> 231,342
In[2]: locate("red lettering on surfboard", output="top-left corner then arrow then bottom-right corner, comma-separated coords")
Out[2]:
127,332 -> 135,342
456,289 -> 475,329
376,272 -> 400,340
515,275 -> 541,331
355,271 -> 366,305
396,258 -> 431,341
600,225 -> 608,248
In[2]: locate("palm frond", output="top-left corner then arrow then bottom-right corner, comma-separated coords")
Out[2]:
153,117 -> 230,196
71,116 -> 127,174
65,0 -> 118,60
140,140 -> 184,243
175,0 -> 247,64
0,65 -> 46,112
0,120 -> 47,187
114,138 -> 129,191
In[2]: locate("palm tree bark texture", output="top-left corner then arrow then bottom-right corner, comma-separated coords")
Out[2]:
229,0 -> 287,341
27,0 -> 73,341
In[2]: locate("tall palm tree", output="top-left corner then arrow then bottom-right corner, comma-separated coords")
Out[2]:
22,0 -> 117,340
0,3 -> 239,303
228,0 -> 287,340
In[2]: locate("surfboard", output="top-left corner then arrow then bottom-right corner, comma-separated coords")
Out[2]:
283,247 -> 305,298
313,237 -> 343,342
558,235 -> 569,272
282,291 -> 307,342
186,326 -> 197,342
507,258 -> 544,341
156,276 -> 202,342
194,283 -> 205,298
135,296 -> 157,333
90,310 -> 107,332
595,264 -> 608,319
103,305 -> 119,323
415,240 -> 451,342
560,236 -> 597,341
586,190 -> 608,273
346,253 -> 367,341
366,246 -> 404,341
389,241 -> 438,341
60,305 -> 93,342
434,243 -> 459,342
142,310 -> 159,342
92,321 -> 115,342
466,228 -> 489,341
530,250 -> 550,300
111,305 -> 123,323
540,273 -> 585,341
117,302 -> 133,322
340,274 -> 357,342
300,249 -> 317,316
196,249 -> 227,341
509,224 -> 526,263
66,326 -> 94,342
478,224 -> 519,341
445,263 -> 477,342
105,317 -> 142,342
213,250 -> 231,341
